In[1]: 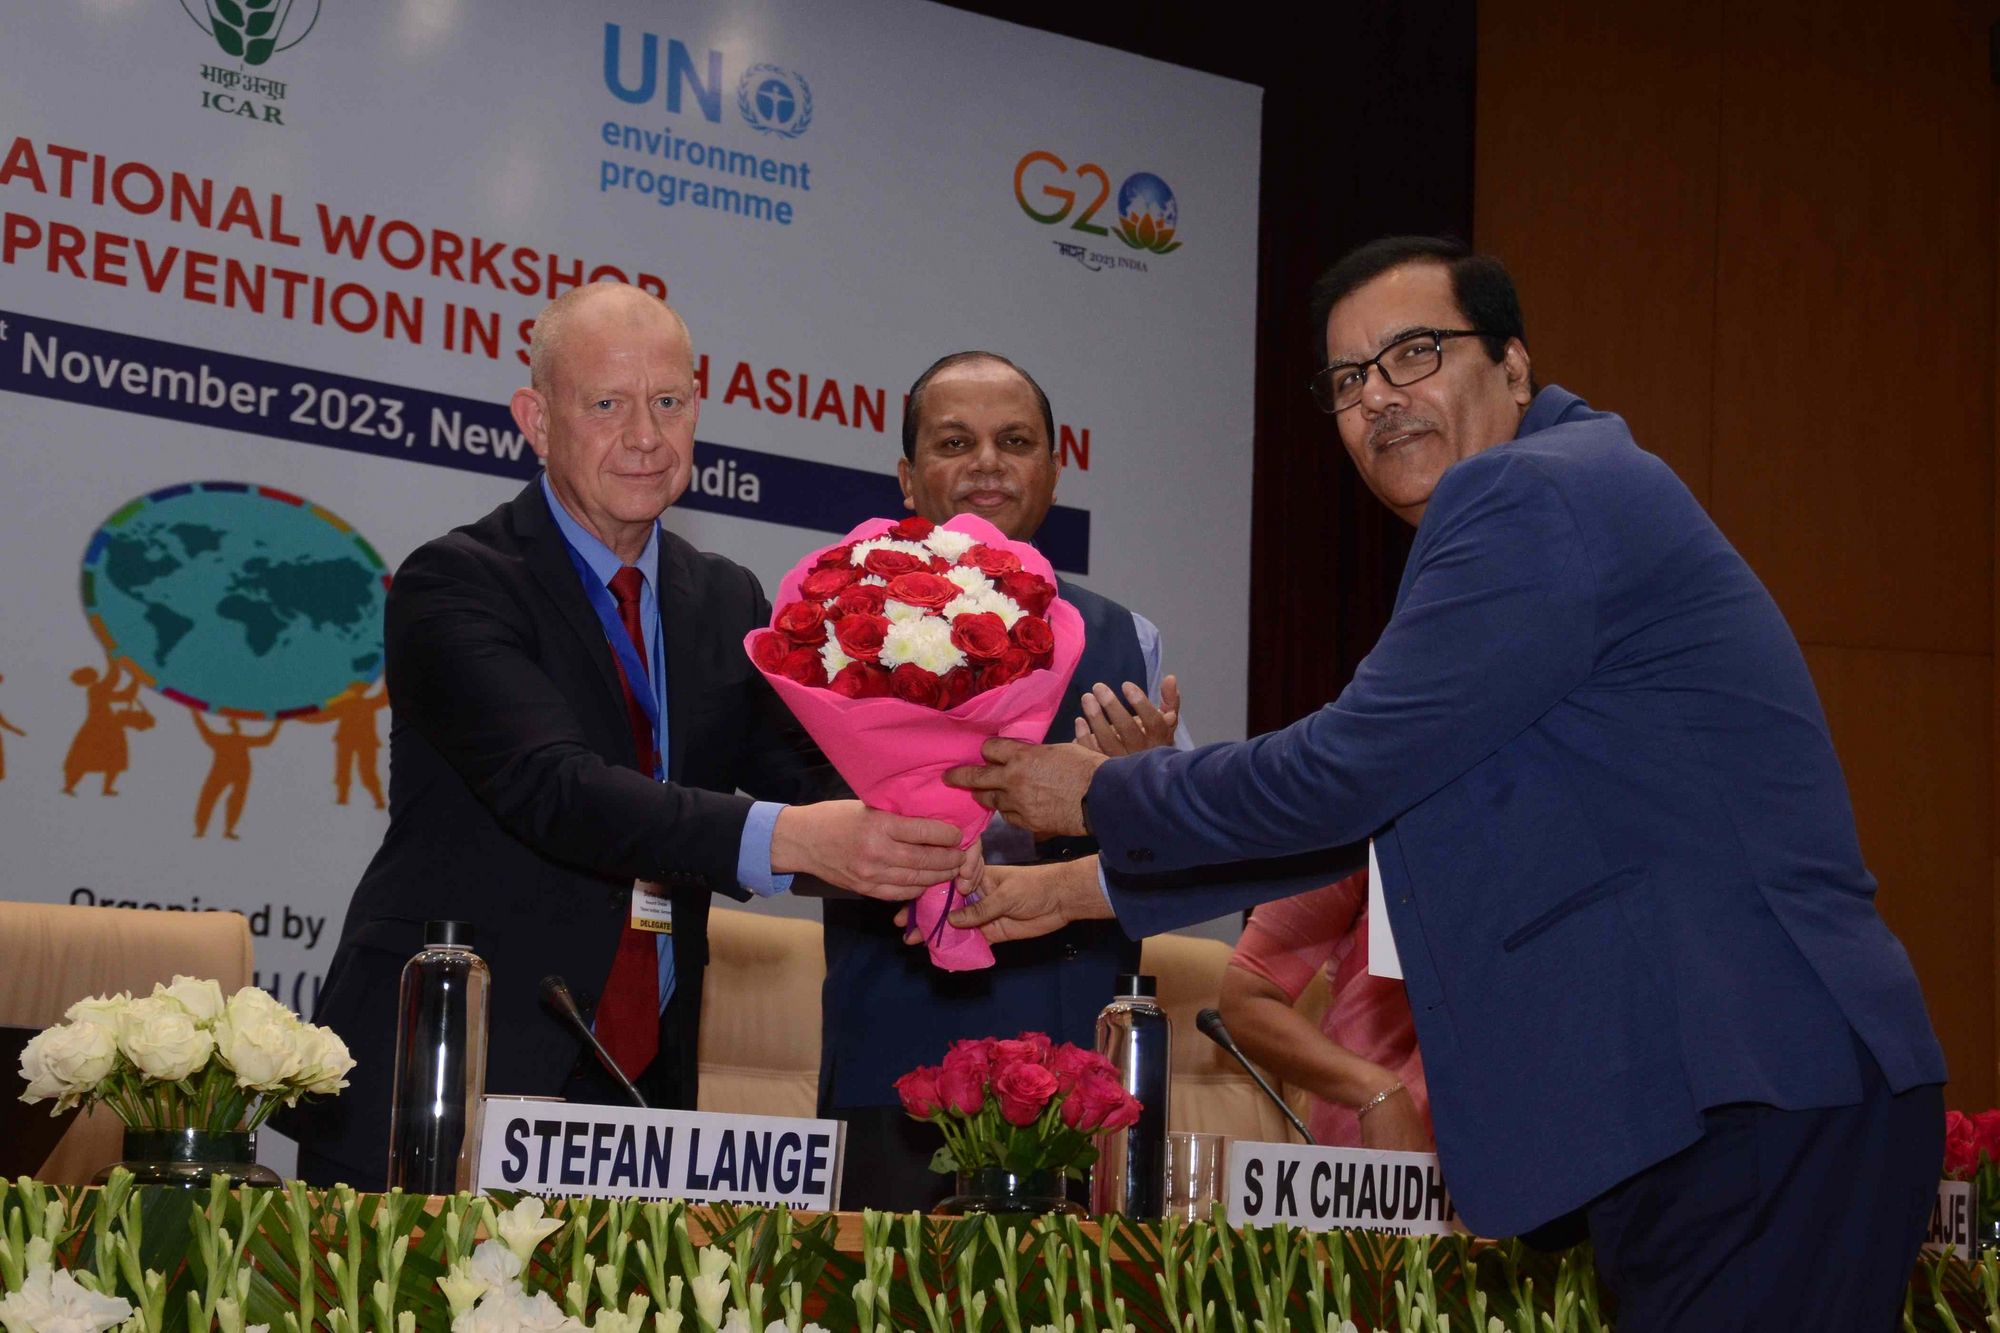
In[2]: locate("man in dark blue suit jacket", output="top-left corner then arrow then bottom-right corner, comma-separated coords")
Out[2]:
941,239 -> 1946,1330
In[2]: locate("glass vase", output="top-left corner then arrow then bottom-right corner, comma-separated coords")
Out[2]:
91,1128 -> 283,1190
936,1166 -> 1083,1216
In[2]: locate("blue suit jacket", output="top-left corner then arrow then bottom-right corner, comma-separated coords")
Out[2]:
1093,387 -> 1945,1236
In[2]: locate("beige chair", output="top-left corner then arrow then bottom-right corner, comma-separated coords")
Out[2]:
696,906 -> 1312,1145
0,902 -> 255,1184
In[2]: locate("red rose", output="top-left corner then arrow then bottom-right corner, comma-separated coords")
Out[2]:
829,663 -> 892,698
950,612 -> 1010,663
1010,615 -> 1054,661
889,515 -> 936,540
1098,1089 -> 1143,1132
833,612 -> 891,662
778,647 -> 827,687
801,564 -> 861,600
890,663 -> 942,707
885,571 -> 959,612
774,600 -> 827,646
938,666 -> 975,710
1060,1071 -> 1129,1132
944,1056 -> 992,1112
1048,1044 -> 1099,1092
813,543 -> 855,569
991,1034 -> 1052,1068
979,647 -> 1037,692
945,1038 -> 996,1079
1946,1110 -> 1980,1177
962,545 -> 1022,576
833,584 -> 888,619
994,1061 -> 1060,1127
749,631 -> 788,674
1973,1109 -> 2000,1168
864,548 -> 928,579
893,1066 -> 943,1119
995,570 -> 1055,616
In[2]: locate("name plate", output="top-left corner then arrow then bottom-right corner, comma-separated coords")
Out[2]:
1925,1179 -> 1977,1256
1226,1140 -> 1458,1235
475,1097 -> 846,1209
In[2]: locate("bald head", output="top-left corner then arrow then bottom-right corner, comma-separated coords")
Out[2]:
527,283 -> 693,393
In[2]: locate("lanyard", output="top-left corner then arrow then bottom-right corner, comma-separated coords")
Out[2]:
560,541 -> 667,781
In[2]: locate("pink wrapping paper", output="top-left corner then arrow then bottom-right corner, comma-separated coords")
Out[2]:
745,515 -> 1085,971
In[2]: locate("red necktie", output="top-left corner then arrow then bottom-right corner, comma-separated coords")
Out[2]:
595,565 -> 659,1080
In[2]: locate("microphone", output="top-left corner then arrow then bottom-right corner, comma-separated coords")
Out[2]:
539,975 -> 650,1109
1196,1007 -> 1315,1145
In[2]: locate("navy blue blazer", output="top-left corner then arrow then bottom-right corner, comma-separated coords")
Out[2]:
1093,387 -> 1945,1237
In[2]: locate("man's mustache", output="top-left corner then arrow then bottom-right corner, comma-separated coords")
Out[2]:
1368,415 -> 1439,451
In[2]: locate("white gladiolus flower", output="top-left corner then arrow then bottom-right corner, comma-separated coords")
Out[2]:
715,1314 -> 752,1333
880,618 -> 965,675
923,529 -> 978,561
295,1025 -> 356,1096
818,641 -> 854,680
116,996 -> 216,1082
453,1288 -> 584,1333
495,1198 -> 564,1264
62,994 -> 131,1029
688,1248 -> 731,1330
882,599 -> 928,625
19,1020 -> 119,1108
438,1260 -> 491,1316
153,975 -> 227,1024
467,1240 -> 523,1287
0,1261 -> 135,1333
942,590 -> 1025,629
212,997 -> 303,1091
944,566 -> 993,596
848,538 -> 930,566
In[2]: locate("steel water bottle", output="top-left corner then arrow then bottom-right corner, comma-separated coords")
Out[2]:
1090,973 -> 1171,1216
386,919 -> 491,1193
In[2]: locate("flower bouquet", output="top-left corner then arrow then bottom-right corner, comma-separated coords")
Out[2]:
746,514 -> 1085,972
1944,1107 -> 2000,1247
18,976 -> 353,1184
894,1031 -> 1140,1209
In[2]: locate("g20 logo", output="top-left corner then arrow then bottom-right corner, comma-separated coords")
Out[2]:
1013,152 -> 1181,255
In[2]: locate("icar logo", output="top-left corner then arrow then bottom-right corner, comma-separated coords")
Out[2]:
180,0 -> 320,66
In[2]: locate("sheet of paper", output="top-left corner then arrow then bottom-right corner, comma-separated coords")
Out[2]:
1366,838 -> 1403,979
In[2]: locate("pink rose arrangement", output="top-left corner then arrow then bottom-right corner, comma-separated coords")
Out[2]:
893,1031 -> 1142,1179
1945,1107 -> 2000,1240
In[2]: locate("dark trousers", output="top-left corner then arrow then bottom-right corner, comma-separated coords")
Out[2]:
295,984 -> 697,1189
1584,1042 -> 1942,1332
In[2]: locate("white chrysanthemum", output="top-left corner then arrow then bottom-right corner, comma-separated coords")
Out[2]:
944,566 -> 993,596
923,528 -> 978,561
882,599 -> 929,625
880,618 -> 966,674
849,537 -> 931,566
819,641 -> 854,679
943,590 -> 1025,629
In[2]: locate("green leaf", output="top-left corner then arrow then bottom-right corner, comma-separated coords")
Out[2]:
213,0 -> 246,27
212,24 -> 244,57
244,37 -> 275,64
245,12 -> 275,37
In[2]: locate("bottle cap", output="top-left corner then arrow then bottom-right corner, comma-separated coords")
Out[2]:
425,920 -> 475,948
1114,973 -> 1157,998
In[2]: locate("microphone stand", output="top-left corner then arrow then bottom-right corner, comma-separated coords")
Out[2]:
540,975 -> 650,1109
1196,1007 -> 1316,1145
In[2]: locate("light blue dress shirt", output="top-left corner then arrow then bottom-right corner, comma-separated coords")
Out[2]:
539,476 -> 789,1011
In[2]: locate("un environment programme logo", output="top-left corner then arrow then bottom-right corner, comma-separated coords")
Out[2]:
737,64 -> 812,139
1013,151 -> 1181,277
68,482 -> 392,836
178,0 -> 321,127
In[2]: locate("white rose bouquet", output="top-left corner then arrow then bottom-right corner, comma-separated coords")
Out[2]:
16,977 -> 354,1131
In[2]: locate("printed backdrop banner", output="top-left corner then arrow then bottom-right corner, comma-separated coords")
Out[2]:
0,4 -> 1260,1034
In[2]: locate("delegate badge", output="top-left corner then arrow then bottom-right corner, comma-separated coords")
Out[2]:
630,882 -> 674,935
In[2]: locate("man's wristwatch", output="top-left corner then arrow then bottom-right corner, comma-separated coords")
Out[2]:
1079,793 -> 1094,837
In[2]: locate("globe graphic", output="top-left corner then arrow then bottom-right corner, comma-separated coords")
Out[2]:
755,78 -> 795,125
1116,172 -> 1179,230
80,482 -> 388,718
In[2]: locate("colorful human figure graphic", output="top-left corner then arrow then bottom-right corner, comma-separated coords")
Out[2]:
298,682 -> 388,809
191,712 -> 282,840
0,675 -> 24,781
62,658 -> 150,796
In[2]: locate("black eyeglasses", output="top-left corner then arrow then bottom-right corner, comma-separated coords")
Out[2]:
1309,329 -> 1490,414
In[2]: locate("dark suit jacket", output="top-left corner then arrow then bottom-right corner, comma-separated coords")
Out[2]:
285,481 -> 827,1185
1093,387 -> 1945,1237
